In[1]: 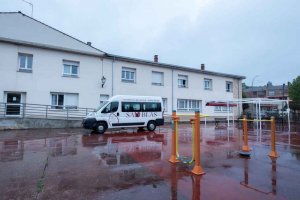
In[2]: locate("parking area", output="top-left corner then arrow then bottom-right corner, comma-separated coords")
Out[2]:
0,124 -> 300,200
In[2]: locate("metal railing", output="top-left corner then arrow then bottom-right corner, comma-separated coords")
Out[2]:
0,102 -> 95,120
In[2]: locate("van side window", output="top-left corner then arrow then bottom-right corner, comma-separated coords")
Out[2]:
102,102 -> 118,113
122,102 -> 141,112
142,102 -> 162,112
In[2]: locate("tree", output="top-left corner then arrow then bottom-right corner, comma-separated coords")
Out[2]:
288,76 -> 300,114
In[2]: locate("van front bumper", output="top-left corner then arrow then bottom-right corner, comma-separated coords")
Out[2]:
82,118 -> 97,129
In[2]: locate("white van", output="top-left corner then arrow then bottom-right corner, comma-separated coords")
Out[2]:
82,95 -> 164,134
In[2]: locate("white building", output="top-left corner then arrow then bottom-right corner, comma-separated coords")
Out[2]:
0,12 -> 245,119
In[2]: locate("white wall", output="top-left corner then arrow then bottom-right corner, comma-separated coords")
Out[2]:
0,42 -> 110,108
0,41 -> 243,118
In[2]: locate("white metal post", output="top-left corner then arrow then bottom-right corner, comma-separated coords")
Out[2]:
258,99 -> 262,143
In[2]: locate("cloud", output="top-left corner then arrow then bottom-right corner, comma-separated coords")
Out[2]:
1,0 -> 299,85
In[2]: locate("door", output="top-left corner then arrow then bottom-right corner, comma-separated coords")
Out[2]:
6,93 -> 21,115
101,101 -> 120,128
118,102 -> 144,127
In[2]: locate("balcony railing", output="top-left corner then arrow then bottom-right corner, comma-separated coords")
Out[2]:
0,102 -> 95,120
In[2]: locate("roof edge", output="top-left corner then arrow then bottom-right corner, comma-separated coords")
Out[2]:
0,37 -> 104,57
106,53 -> 246,80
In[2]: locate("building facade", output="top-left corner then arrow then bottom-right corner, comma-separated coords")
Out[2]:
0,12 -> 245,119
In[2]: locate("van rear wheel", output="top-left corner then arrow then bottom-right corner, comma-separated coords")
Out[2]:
147,121 -> 156,132
95,122 -> 107,134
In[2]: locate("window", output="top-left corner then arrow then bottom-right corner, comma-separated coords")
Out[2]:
214,106 -> 232,113
178,75 -> 188,88
226,81 -> 233,92
269,91 -> 275,96
141,102 -> 162,112
177,99 -> 202,112
100,94 -> 109,106
122,67 -> 136,83
122,102 -> 141,112
18,53 -> 33,71
162,98 -> 167,112
152,71 -> 164,86
102,102 -> 119,113
204,78 -> 212,90
63,60 -> 79,77
51,93 -> 78,109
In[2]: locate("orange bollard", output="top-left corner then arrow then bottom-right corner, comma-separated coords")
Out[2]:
169,110 -> 179,163
191,110 -> 205,175
242,115 -> 250,152
269,117 -> 279,158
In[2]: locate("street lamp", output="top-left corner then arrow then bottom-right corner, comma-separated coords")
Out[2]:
251,75 -> 260,98
101,76 -> 106,88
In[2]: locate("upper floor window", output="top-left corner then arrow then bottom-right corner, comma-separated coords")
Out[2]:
226,81 -> 233,92
63,60 -> 79,77
178,75 -> 188,88
18,53 -> 33,72
152,71 -> 164,86
122,67 -> 136,83
51,93 -> 78,109
204,78 -> 212,90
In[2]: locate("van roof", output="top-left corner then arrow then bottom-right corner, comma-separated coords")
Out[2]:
109,95 -> 162,101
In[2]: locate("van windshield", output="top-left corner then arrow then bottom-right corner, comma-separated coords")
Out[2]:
95,101 -> 108,112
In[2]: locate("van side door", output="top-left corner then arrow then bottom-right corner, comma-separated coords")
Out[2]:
119,102 -> 144,126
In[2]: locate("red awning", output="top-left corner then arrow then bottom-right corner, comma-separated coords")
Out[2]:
206,102 -> 237,107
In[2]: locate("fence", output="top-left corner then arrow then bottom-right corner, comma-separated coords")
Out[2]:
0,102 -> 95,120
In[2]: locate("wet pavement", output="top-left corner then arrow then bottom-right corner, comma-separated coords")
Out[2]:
0,124 -> 300,200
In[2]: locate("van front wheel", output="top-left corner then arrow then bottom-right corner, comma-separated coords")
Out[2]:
95,122 -> 107,134
147,121 -> 156,132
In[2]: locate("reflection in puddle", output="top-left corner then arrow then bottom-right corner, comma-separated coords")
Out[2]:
0,140 -> 24,162
84,132 -> 164,166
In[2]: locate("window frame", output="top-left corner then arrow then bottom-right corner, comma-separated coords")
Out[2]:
50,93 -> 78,109
214,106 -> 233,113
151,71 -> 164,86
162,98 -> 167,112
62,60 -> 80,77
226,81 -> 233,92
121,67 -> 136,83
269,90 -> 275,96
178,75 -> 188,88
177,99 -> 202,112
204,78 -> 213,90
18,53 -> 33,72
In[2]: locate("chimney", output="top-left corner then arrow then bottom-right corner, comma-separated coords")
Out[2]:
87,42 -> 92,46
154,55 -> 158,62
201,64 -> 205,70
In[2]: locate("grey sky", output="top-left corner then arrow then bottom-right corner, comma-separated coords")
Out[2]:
1,0 -> 299,86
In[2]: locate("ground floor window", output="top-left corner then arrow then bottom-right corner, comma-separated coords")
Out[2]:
162,98 -> 167,112
51,93 -> 78,109
214,106 -> 232,113
177,99 -> 202,112
100,94 -> 109,106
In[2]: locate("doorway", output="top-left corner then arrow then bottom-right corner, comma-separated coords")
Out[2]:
6,93 -> 21,115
